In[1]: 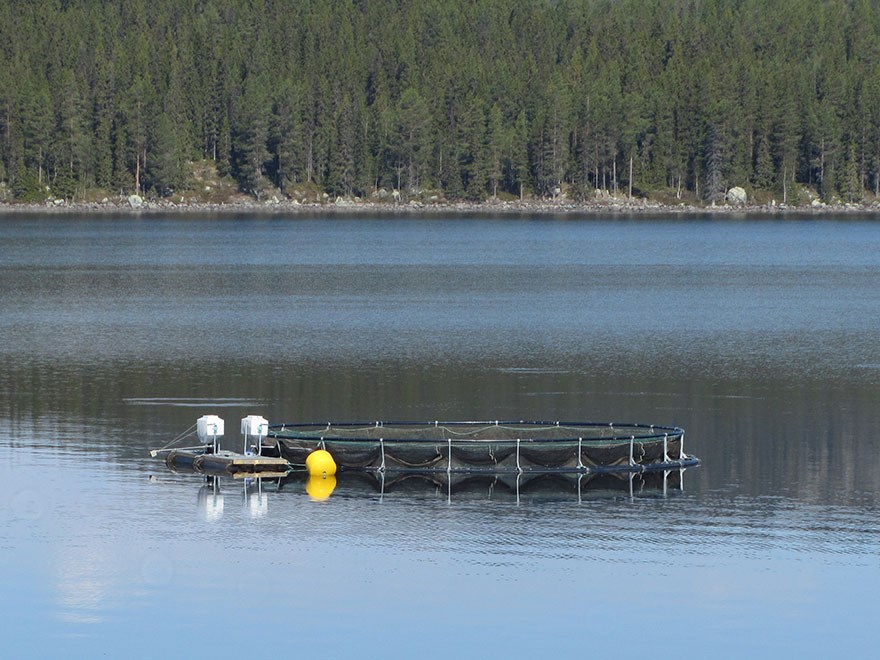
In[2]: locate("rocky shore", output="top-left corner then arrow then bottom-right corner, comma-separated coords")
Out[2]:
2,195 -> 880,216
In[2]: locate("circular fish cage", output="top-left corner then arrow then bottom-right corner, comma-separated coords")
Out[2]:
267,420 -> 698,474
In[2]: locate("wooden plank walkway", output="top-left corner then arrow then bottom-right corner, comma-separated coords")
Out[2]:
162,449 -> 291,477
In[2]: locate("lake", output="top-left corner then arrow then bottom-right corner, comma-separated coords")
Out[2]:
1,212 -> 878,658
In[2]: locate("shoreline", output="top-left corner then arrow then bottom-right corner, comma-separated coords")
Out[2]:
2,197 -> 880,217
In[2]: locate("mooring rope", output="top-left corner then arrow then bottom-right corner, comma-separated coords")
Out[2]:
156,423 -> 197,452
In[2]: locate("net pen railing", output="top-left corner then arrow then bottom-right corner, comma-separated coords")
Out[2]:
268,421 -> 691,473
269,420 -> 683,443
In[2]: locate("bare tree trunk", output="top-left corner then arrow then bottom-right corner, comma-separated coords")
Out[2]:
783,164 -> 788,204
628,156 -> 633,198
875,158 -> 879,197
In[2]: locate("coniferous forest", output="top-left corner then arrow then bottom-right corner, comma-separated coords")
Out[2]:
2,0 -> 880,204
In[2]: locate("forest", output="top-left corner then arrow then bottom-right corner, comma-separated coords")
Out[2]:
2,0 -> 880,204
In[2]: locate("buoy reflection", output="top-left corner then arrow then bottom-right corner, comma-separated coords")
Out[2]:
306,474 -> 337,501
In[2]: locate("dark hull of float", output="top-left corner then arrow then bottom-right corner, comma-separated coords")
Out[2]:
267,420 -> 698,474
164,448 -> 290,478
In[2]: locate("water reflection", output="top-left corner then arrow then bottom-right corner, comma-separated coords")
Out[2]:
244,478 -> 270,517
55,548 -> 110,625
196,478 -> 225,521
305,474 -> 337,501
196,476 -> 273,520
125,397 -> 264,408
3,215 -> 880,657
186,467 -> 690,513
321,468 -> 690,503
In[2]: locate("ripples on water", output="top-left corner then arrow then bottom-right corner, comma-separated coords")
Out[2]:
1,215 -> 879,657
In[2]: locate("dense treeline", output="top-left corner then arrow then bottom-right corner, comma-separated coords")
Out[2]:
2,0 -> 880,203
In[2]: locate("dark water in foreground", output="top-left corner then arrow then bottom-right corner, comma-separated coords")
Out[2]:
1,214 -> 878,658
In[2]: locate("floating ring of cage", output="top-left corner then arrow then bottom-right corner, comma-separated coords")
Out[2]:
267,420 -> 697,474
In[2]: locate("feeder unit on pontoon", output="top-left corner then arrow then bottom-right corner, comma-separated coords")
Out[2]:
197,414 -> 225,452
240,415 -> 269,455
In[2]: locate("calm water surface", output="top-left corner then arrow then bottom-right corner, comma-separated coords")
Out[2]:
1,214 -> 878,658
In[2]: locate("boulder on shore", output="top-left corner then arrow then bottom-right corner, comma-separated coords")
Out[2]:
726,186 -> 747,205
128,194 -> 143,208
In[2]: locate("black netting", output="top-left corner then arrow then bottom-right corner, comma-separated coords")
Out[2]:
269,420 -> 691,473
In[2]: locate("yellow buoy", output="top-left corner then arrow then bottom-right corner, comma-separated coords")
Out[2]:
305,474 -> 337,501
305,449 -> 337,477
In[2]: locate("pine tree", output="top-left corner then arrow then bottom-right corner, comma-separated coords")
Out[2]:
510,110 -> 530,200
53,70 -> 91,193
92,43 -> 115,190
704,123 -> 726,203
268,81 -> 304,194
457,93 -> 488,200
146,113 -> 183,196
231,77 -> 271,197
486,103 -> 504,199
395,87 -> 431,192
327,93 -> 357,197
20,79 -> 53,188
11,164 -> 42,201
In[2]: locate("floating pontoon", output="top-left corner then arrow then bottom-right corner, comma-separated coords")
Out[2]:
151,414 -> 289,477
